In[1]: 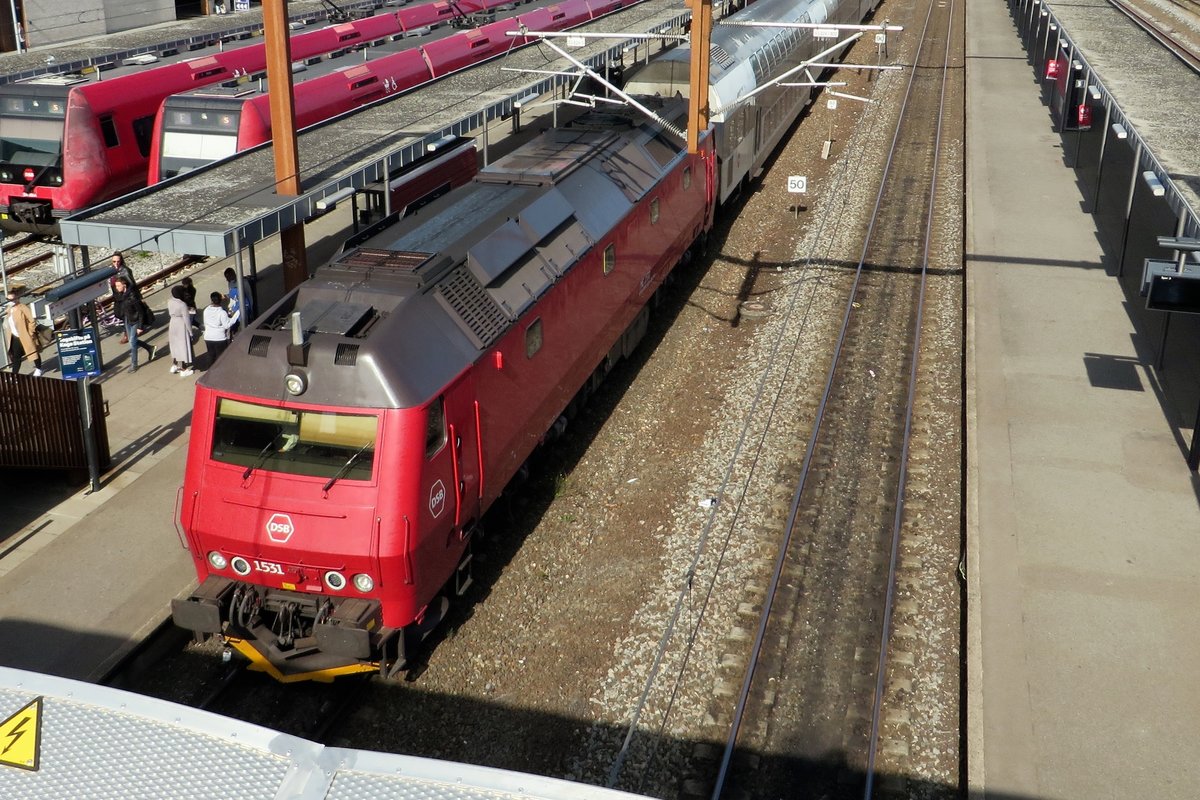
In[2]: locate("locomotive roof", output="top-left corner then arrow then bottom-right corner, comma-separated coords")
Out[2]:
201,99 -> 689,409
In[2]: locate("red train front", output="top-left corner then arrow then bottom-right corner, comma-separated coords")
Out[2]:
172,98 -> 715,681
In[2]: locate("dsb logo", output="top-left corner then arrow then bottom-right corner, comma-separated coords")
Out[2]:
429,480 -> 447,518
266,512 -> 295,543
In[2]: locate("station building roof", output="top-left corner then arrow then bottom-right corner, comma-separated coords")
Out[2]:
0,0 -> 383,85
1037,1 -> 1200,232
60,0 -> 691,258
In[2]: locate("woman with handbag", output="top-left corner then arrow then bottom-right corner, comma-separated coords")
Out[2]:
167,285 -> 195,376
4,289 -> 43,376
112,277 -> 156,372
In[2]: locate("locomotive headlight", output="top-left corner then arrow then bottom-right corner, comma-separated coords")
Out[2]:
284,370 -> 308,396
208,551 -> 228,570
324,570 -> 347,591
352,573 -> 374,593
231,556 -> 252,576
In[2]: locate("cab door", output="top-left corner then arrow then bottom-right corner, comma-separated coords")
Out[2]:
440,371 -> 481,533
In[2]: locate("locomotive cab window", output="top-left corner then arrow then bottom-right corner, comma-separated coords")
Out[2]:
425,397 -> 446,458
99,116 -> 119,148
210,398 -> 378,482
525,318 -> 543,358
603,244 -> 616,275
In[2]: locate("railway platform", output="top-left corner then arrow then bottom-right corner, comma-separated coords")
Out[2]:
966,0 -> 1200,797
0,253 -> 247,681
0,216 -> 362,682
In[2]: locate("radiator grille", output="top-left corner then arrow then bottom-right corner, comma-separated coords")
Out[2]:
435,266 -> 509,349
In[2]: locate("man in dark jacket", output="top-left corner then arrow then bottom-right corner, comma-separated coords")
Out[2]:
109,253 -> 136,343
112,277 -> 155,372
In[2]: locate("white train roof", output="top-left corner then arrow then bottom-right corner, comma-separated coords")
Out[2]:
0,667 -> 651,800
624,0 -> 834,121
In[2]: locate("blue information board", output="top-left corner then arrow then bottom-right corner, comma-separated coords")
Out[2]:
55,328 -> 102,379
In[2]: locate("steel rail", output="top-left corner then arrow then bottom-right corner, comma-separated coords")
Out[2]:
706,0 -> 952,793
862,0 -> 954,792
603,29 -> 904,799
604,41 -> 905,797
1107,0 -> 1200,74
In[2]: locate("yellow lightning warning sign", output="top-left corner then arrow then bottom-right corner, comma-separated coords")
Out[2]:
0,696 -> 42,771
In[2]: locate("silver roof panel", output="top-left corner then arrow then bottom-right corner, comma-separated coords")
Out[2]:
0,666 -> 653,800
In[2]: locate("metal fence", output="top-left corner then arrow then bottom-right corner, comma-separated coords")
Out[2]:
0,372 -> 109,470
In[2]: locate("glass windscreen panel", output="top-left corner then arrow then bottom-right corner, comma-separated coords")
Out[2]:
157,107 -> 240,179
0,101 -> 65,165
211,398 -> 378,481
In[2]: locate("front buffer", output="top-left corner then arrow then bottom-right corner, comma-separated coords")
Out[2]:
172,576 -> 443,682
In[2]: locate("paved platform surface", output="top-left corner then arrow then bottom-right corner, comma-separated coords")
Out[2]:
966,0 -> 1200,797
0,221 -> 354,682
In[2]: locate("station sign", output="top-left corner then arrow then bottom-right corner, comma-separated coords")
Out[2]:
55,328 -> 101,380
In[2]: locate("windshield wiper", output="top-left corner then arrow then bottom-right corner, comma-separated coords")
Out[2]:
322,441 -> 374,494
243,434 -> 281,481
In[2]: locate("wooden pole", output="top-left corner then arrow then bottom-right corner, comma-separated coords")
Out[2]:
262,0 -> 309,289
686,0 -> 713,154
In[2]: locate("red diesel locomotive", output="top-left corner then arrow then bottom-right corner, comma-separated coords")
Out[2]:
171,98 -> 716,681
170,0 -> 877,681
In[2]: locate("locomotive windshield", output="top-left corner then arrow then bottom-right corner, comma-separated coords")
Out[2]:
210,398 -> 377,481
0,95 -> 65,166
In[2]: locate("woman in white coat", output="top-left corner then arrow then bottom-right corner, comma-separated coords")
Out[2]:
167,285 -> 195,376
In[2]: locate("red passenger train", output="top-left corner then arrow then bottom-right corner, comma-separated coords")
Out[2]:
148,0 -> 632,183
0,1 -> 515,234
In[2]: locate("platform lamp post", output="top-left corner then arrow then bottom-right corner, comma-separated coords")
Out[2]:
263,0 -> 308,290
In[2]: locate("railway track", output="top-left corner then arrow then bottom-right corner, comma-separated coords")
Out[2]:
81,0 -> 967,792
1112,0 -> 1200,73
677,0 -> 963,796
102,622 -> 369,743
0,235 -> 52,286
